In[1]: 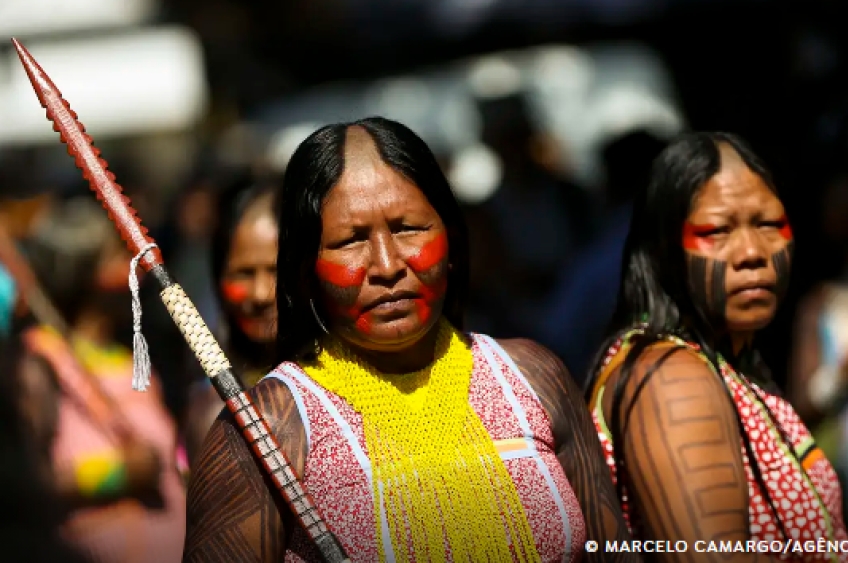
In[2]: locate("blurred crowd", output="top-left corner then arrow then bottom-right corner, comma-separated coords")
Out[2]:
4,0 -> 848,561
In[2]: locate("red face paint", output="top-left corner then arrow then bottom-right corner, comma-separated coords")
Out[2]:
776,214 -> 793,241
314,233 -> 449,335
221,281 -> 249,305
315,258 -> 370,332
315,259 -> 366,287
682,222 -> 719,252
407,232 -> 449,325
407,232 -> 448,273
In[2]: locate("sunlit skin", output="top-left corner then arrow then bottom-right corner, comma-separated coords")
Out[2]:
315,127 -> 449,373
183,125 -> 638,562
683,143 -> 794,351
220,196 -> 278,343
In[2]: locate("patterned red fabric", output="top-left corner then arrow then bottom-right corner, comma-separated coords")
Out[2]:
593,331 -> 848,561
271,334 -> 586,562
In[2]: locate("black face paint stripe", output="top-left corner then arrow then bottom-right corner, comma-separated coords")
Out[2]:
687,254 -> 708,308
772,240 -> 793,300
687,254 -> 727,320
709,259 -> 728,316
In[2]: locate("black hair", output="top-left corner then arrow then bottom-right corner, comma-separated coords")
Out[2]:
274,116 -> 470,362
210,172 -> 279,369
589,132 -> 776,357
21,198 -> 113,325
0,332 -> 90,563
585,131 -> 795,539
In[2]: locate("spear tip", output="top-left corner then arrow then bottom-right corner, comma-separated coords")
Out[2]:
9,37 -> 54,104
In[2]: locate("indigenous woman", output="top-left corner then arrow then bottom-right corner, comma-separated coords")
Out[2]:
184,117 -> 635,562
19,198 -> 185,563
0,329 -> 92,563
184,176 -> 279,464
586,132 -> 848,561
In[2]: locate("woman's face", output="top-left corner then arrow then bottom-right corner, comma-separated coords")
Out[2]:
683,143 -> 793,333
315,129 -> 449,353
220,201 -> 278,343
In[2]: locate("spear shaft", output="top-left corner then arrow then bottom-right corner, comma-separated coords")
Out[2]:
10,38 -> 349,563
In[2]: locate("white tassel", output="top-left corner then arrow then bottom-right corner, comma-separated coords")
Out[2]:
128,243 -> 157,392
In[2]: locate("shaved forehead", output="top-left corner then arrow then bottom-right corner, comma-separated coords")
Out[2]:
343,126 -> 382,167
242,192 -> 274,221
336,125 -> 397,194
717,142 -> 746,172
239,192 -> 277,239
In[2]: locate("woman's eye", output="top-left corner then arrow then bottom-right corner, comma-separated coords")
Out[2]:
396,224 -> 427,233
694,226 -> 728,237
760,220 -> 787,229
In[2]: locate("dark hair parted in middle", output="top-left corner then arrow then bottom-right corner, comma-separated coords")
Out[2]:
584,131 -> 790,537
605,131 -> 777,349
274,117 -> 470,362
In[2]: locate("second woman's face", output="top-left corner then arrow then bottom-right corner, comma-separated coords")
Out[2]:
220,207 -> 278,343
683,143 -> 793,333
315,132 -> 449,353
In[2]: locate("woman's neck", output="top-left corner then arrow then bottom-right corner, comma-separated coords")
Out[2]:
729,331 -> 754,357
343,325 -> 442,375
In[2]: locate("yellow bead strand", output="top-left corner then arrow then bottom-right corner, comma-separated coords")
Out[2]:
302,320 -> 541,562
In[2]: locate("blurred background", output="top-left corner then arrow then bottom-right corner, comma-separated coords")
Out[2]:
2,0 -> 848,420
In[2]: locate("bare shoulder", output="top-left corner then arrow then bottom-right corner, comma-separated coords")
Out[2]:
494,338 -> 572,405
493,338 -> 582,444
230,376 -> 308,467
495,337 -> 566,377
604,343 -> 734,436
627,344 -> 721,393
184,374 -> 307,563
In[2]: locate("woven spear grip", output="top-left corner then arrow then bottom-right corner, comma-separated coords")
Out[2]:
11,37 -> 350,563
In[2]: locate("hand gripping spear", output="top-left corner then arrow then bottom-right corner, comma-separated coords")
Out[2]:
11,38 -> 350,563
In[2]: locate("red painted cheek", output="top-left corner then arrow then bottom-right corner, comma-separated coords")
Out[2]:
315,259 -> 366,287
777,214 -> 793,241
236,318 -> 257,333
407,232 -> 448,273
315,258 -> 371,332
354,315 -> 373,334
682,222 -> 717,252
414,276 -> 448,325
406,234 -> 450,325
221,281 -> 249,305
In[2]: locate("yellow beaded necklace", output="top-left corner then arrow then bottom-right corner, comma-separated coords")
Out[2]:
302,320 -> 541,563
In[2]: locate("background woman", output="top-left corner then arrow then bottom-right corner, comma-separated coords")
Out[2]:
183,175 -> 279,465
184,117 -> 635,562
587,132 -> 848,561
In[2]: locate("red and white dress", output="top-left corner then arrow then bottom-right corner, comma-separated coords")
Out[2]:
591,329 -> 848,562
263,333 -> 586,562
